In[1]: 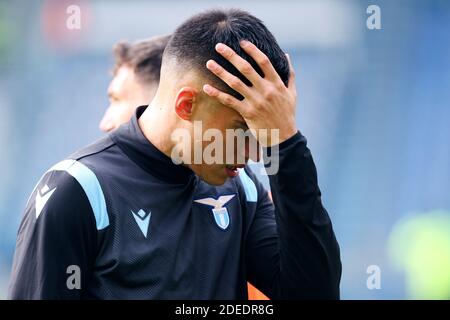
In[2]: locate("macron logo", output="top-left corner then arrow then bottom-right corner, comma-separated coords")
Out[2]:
131,209 -> 151,238
35,184 -> 57,218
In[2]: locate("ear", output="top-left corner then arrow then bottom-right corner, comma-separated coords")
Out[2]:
174,87 -> 197,121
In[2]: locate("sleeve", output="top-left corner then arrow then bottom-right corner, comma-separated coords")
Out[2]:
8,170 -> 98,300
245,132 -> 342,299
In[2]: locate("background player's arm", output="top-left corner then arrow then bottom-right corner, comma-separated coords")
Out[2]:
245,133 -> 341,299
8,171 -> 97,299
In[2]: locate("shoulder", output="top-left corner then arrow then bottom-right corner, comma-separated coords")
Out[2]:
35,168 -> 95,222
29,135 -> 116,231
68,134 -> 116,161
36,158 -> 110,231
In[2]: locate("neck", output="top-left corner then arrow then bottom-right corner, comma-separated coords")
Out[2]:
138,95 -> 176,159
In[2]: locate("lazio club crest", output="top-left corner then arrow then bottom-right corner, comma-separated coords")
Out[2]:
194,195 -> 235,230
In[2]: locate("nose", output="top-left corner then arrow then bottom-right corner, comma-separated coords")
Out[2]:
99,108 -> 115,132
236,139 -> 252,165
246,135 -> 261,163
229,134 -> 260,165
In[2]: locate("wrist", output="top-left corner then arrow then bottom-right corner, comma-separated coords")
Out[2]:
278,126 -> 298,145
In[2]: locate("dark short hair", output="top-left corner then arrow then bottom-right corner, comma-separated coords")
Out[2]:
112,34 -> 171,86
164,9 -> 289,99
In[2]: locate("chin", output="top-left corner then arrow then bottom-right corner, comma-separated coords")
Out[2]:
201,173 -> 228,186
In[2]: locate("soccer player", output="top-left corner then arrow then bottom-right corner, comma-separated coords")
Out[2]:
99,35 -> 170,132
100,34 -> 268,299
8,9 -> 341,299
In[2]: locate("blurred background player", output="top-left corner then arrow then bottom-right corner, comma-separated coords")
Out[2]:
99,35 -> 170,132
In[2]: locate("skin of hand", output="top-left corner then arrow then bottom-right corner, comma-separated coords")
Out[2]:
203,40 -> 298,147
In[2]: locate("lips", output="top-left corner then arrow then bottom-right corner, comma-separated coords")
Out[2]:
225,164 -> 245,178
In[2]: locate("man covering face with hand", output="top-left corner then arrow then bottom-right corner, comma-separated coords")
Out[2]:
9,9 -> 341,299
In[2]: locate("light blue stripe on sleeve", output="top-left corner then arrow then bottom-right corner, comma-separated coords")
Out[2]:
238,168 -> 257,202
49,159 -> 109,230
